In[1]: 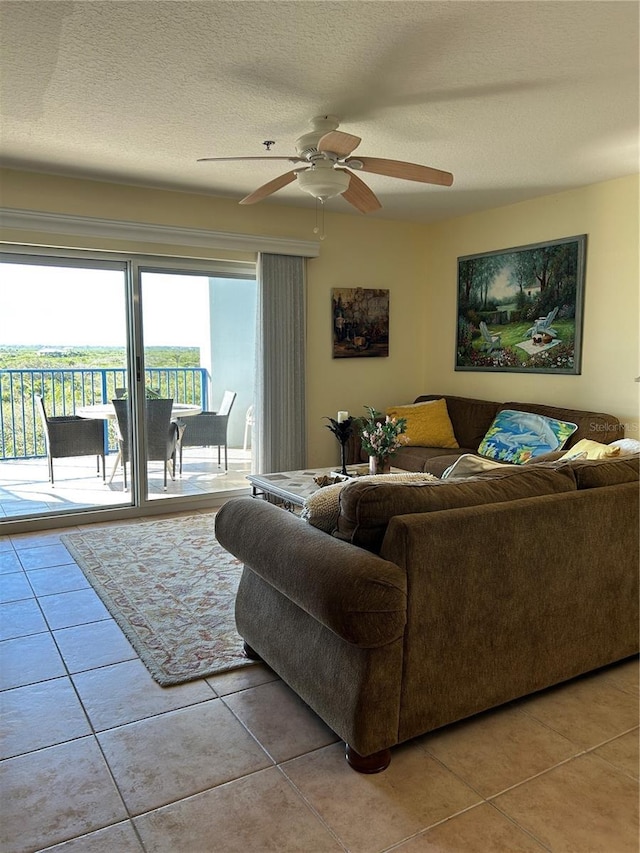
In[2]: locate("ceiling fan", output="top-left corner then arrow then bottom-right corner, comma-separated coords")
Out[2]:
198,115 -> 453,214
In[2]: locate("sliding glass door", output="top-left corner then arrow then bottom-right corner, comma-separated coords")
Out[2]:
0,250 -> 256,525
138,269 -> 256,502
0,255 -> 133,519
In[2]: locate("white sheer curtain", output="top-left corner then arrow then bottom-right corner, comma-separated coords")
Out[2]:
254,253 -> 306,473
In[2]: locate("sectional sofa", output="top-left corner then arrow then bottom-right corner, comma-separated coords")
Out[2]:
215,397 -> 638,772
347,394 -> 625,476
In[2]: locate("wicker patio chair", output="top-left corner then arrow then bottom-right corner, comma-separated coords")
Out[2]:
34,394 -> 106,486
177,390 -> 237,474
112,398 -> 179,491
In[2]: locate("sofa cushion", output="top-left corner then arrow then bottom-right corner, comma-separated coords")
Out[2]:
568,455 -> 639,488
386,399 -> 458,448
559,438 -> 621,461
390,446 -> 473,474
478,409 -> 578,464
610,438 -> 640,455
441,453 -> 518,479
334,464 -> 577,552
415,394 -> 500,450
524,450 -> 567,464
500,401 -> 623,447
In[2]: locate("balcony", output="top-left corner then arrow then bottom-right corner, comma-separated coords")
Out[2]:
0,368 -> 252,519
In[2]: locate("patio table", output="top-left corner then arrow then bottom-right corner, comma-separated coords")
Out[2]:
76,402 -> 202,421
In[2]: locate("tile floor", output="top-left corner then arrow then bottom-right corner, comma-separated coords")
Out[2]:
0,515 -> 638,853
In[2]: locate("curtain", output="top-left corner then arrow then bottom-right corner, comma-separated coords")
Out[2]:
254,253 -> 306,473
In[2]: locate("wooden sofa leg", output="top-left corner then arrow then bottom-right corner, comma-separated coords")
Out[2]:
243,641 -> 263,661
345,745 -> 391,773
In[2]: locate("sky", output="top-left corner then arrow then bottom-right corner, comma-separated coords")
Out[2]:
1,264 -> 211,347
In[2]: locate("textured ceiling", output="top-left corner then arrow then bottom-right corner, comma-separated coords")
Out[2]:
0,0 -> 638,223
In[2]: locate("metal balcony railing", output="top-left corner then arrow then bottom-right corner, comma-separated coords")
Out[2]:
0,367 -> 209,460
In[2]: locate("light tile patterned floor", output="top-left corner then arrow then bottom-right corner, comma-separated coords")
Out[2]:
0,517 -> 638,852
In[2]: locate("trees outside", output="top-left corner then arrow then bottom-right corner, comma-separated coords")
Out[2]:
0,346 -> 201,458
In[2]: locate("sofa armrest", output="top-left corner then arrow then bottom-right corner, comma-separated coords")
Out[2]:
215,498 -> 407,647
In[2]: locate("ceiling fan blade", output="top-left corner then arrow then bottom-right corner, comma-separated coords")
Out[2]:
239,170 -> 299,205
342,172 -> 382,214
198,156 -> 303,163
354,157 -> 454,186
318,131 -> 362,158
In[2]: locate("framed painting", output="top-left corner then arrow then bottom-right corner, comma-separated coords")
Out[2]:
332,287 -> 389,358
455,234 -> 586,374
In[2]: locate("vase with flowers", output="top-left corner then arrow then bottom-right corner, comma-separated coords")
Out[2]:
358,406 -> 407,474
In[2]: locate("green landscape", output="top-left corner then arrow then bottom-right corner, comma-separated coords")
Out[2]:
0,345 -> 200,370
0,346 -> 202,459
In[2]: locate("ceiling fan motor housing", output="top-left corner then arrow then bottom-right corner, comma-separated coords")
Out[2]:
295,115 -> 340,159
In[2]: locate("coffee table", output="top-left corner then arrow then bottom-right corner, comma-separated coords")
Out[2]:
246,465 -> 402,511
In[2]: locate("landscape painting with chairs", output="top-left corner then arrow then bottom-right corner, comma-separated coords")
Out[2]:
0,260 -> 256,520
455,234 -> 586,375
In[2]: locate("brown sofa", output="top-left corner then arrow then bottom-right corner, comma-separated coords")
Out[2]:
348,394 -> 625,476
215,453 -> 639,772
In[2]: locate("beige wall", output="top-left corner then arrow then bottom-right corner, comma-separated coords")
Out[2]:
423,175 -> 640,437
1,169 -> 638,466
0,169 -> 425,467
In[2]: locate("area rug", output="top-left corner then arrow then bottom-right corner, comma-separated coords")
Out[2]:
61,514 -> 254,686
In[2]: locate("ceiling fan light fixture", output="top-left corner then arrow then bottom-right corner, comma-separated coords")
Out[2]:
296,166 -> 350,201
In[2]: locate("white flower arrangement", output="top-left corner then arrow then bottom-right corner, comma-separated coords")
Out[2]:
359,406 -> 407,459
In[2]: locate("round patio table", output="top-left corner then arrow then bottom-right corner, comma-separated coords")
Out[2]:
76,402 -> 202,420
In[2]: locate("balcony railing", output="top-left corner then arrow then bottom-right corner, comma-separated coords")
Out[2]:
0,367 -> 209,460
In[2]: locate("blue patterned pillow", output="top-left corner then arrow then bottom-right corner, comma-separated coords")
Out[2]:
478,409 -> 578,464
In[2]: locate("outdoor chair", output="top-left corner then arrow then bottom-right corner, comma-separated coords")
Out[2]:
177,390 -> 237,474
243,404 -> 254,451
525,306 -> 560,340
479,321 -> 502,353
112,398 -> 179,491
34,394 -> 106,486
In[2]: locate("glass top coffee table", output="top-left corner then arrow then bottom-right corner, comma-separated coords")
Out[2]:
246,465 -> 402,510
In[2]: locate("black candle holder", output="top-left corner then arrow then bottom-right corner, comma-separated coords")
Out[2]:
324,416 -> 354,476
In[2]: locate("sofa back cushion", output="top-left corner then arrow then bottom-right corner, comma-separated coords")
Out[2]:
567,454 -> 639,488
391,448 -> 468,476
499,401 -> 623,447
415,395 -> 500,451
334,465 -> 577,552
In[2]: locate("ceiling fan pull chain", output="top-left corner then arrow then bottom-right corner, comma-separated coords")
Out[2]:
313,197 -> 326,240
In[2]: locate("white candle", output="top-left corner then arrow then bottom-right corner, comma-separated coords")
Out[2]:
337,411 -> 349,423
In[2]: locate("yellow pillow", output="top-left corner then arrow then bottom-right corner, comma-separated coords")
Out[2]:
386,399 -> 459,448
559,438 -> 621,461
